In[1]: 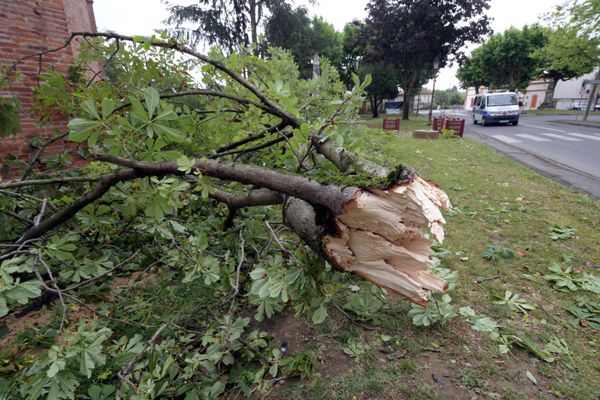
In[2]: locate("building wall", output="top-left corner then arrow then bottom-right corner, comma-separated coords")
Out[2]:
0,0 -> 96,177
553,68 -> 599,109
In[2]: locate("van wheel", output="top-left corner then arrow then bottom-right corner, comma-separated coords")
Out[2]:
473,117 -> 478,125
482,117 -> 488,126
512,120 -> 519,126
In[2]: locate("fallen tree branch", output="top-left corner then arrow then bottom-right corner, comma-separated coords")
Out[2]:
0,176 -> 100,190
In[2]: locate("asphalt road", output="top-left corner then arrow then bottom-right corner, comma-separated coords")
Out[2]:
427,111 -> 600,197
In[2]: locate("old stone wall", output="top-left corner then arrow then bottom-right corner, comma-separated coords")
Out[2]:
0,0 -> 96,177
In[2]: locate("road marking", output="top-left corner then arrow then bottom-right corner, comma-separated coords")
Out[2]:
515,134 -> 550,142
520,124 -> 565,132
563,132 -> 600,142
492,135 -> 521,143
542,133 -> 581,141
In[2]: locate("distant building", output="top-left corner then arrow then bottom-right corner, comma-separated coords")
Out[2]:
0,0 -> 97,176
463,68 -> 600,112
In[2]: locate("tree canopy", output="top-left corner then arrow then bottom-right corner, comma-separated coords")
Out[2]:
264,4 -> 343,79
358,0 -> 492,119
165,0 -> 285,51
457,26 -> 548,91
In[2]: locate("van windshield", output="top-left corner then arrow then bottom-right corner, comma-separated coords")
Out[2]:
487,94 -> 517,106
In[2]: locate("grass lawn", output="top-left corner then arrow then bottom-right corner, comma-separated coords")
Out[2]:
358,114 -> 431,133
267,128 -> 600,399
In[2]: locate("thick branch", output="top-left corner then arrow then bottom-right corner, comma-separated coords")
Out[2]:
310,134 -> 389,178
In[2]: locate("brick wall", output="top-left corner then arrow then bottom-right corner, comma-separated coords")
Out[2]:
0,0 -> 96,178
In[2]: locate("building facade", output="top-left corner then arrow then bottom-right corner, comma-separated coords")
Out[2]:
0,0 -> 96,176
463,68 -> 600,112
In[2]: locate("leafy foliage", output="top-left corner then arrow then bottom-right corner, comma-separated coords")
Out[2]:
567,296 -> 600,330
544,263 -> 600,293
548,225 -> 577,240
491,290 -> 536,314
359,0 -> 492,118
481,244 -> 516,261
409,294 -> 456,327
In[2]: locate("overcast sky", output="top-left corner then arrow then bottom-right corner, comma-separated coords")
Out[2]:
93,0 -> 564,89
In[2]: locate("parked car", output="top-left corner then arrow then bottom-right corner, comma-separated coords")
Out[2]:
569,100 -> 600,111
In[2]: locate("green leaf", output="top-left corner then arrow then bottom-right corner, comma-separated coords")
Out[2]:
144,87 -> 160,118
47,358 -> 66,378
312,305 -> 327,324
154,123 -> 185,143
101,98 -> 116,119
82,99 -> 100,120
526,370 -> 537,385
177,155 -> 194,174
470,316 -> 498,332
68,118 -> 100,142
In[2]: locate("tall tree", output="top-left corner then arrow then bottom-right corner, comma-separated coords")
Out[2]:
547,0 -> 600,118
457,26 -> 548,91
165,0 -> 285,51
359,63 -> 400,118
359,0 -> 491,120
265,5 -> 343,79
532,28 -> 599,108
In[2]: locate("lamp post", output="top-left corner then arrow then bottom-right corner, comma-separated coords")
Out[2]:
428,57 -> 440,125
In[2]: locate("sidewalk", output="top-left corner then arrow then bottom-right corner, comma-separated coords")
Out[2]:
552,118 -> 600,129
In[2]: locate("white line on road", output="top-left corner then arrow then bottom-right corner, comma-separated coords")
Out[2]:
492,135 -> 521,144
542,133 -> 581,141
563,132 -> 600,142
520,124 -> 565,132
515,134 -> 550,142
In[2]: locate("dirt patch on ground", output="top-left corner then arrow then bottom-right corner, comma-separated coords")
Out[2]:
0,308 -> 53,347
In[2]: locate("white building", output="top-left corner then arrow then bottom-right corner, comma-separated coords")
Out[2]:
463,68 -> 599,111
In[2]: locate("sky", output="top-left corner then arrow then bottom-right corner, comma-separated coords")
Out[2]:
92,0 -> 564,89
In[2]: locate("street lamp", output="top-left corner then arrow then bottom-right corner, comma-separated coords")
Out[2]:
428,57 -> 440,125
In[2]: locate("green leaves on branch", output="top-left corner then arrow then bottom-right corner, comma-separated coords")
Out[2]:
0,256 -> 41,317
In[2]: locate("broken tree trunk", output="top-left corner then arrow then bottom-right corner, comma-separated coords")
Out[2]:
285,174 -> 451,306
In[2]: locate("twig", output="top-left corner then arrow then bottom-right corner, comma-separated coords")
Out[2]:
265,221 -> 302,266
115,324 -> 167,400
0,176 -> 99,190
65,249 -> 141,291
332,302 -> 376,331
36,253 -> 67,331
475,275 -> 501,283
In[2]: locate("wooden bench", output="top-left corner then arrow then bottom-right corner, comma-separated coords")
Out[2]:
382,118 -> 401,131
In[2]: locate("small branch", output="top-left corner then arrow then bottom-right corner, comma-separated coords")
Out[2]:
20,132 -> 70,181
265,221 -> 302,266
212,132 -> 292,158
332,301 -> 376,331
86,38 -> 120,87
215,121 -> 289,154
36,253 -> 67,331
65,249 -> 141,291
115,324 -> 167,400
0,176 -> 99,190
0,209 -> 33,226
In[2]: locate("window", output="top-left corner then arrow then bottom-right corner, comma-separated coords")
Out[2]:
486,94 -> 518,107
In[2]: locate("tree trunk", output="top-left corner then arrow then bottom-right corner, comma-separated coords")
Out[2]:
538,78 -> 558,109
583,68 -> 600,121
370,95 -> 379,118
249,0 -> 258,46
402,91 -> 410,120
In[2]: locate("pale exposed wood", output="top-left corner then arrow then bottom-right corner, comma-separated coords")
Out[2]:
323,176 -> 452,305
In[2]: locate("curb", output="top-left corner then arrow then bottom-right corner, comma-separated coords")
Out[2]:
551,120 -> 600,130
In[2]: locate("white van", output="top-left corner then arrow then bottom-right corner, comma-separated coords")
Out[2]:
472,92 -> 520,126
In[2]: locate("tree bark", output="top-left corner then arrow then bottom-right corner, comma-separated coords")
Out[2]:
538,77 -> 558,109
583,68 -> 600,121
370,95 -> 379,118
402,91 -> 410,120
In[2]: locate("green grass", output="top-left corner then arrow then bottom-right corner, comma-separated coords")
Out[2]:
357,114 -> 430,133
270,128 -> 600,399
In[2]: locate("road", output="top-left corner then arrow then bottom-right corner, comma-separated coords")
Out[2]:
432,111 -> 600,197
